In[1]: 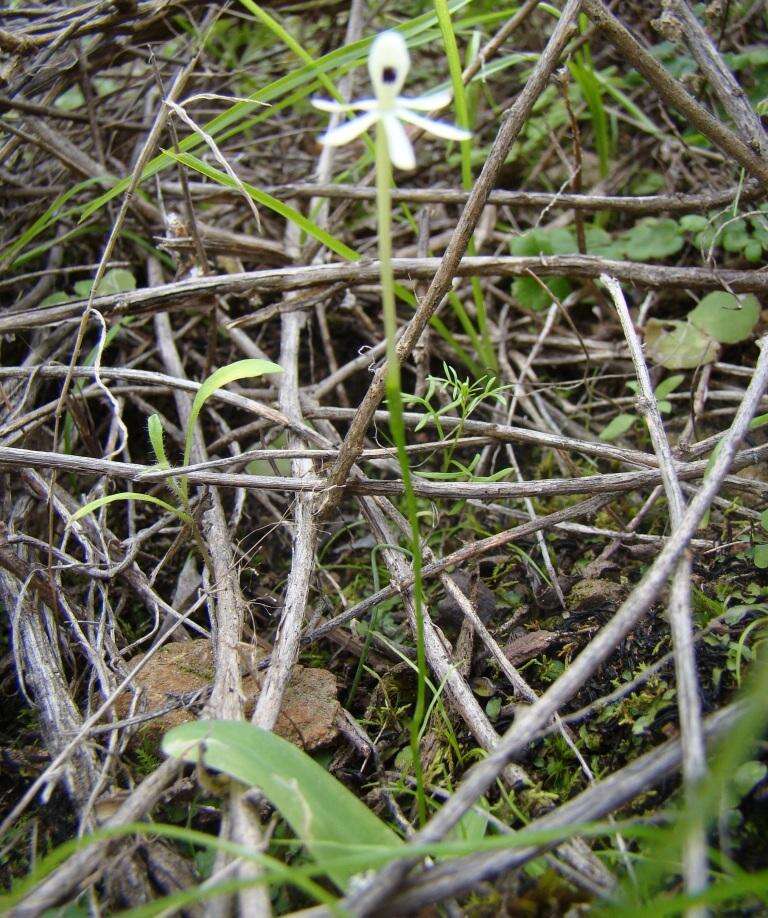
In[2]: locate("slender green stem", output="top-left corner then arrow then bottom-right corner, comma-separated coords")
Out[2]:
375,122 -> 428,826
433,0 -> 495,372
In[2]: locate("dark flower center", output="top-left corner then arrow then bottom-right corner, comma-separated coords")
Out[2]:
381,66 -> 397,84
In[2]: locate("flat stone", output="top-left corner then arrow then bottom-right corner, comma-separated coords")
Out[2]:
505,629 -> 559,665
118,640 -> 339,751
567,578 -> 625,611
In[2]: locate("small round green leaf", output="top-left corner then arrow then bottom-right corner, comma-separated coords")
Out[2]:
644,319 -> 719,369
733,760 -> 767,796
688,292 -> 760,344
680,214 -> 708,232
754,544 -> 768,569
621,218 -> 684,260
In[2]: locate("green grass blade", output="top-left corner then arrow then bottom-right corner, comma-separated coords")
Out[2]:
78,1 -> 473,221
70,492 -> 190,524
569,54 -> 611,178
166,151 -> 360,261
237,0 -> 341,103
0,177 -> 102,268
181,358 -> 282,499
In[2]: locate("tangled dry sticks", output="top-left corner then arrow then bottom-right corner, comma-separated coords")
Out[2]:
1,0 -> 768,915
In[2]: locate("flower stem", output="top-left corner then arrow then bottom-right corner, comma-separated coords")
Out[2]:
375,122 -> 428,826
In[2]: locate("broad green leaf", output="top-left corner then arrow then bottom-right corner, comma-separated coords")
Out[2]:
510,228 -> 575,311
70,492 -> 190,524
510,228 -> 576,257
513,275 -> 572,311
644,319 -> 719,370
753,544 -> 768,569
761,509 -> 768,533
450,797 -> 489,845
40,292 -> 74,307
485,697 -> 501,719
162,720 -> 401,889
166,151 -> 359,262
96,268 -> 136,295
621,218 -> 684,260
722,219 -> 750,253
182,359 -> 282,498
680,214 -> 708,232
599,413 -> 636,441
688,292 -> 760,345
584,225 -> 624,258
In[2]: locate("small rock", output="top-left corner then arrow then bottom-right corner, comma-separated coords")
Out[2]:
118,640 -> 339,752
505,629 -> 559,665
567,578 -> 625,611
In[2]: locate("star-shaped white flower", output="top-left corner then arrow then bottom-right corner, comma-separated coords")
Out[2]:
312,30 -> 471,171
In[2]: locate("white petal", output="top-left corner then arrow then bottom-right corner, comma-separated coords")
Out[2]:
312,96 -> 379,113
369,31 -> 409,102
350,98 -> 381,112
382,113 -> 415,170
320,111 -> 379,147
398,89 -> 452,111
312,98 -> 355,113
397,108 -> 472,142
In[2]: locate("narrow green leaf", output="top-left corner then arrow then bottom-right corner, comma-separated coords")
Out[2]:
78,1 -> 473,221
599,413 -> 636,441
0,176 -> 103,268
162,720 -> 401,890
653,373 -> 685,400
182,359 -> 282,498
70,492 -> 190,524
166,152 -> 359,262
148,414 -> 170,468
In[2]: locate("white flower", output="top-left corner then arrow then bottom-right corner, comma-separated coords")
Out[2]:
312,30 -> 471,171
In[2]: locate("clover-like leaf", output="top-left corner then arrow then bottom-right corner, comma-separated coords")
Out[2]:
644,319 -> 719,370
754,544 -> 768,570
510,228 -> 575,311
621,218 -> 684,260
688,292 -> 760,345
680,214 -> 708,233
722,219 -> 750,253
